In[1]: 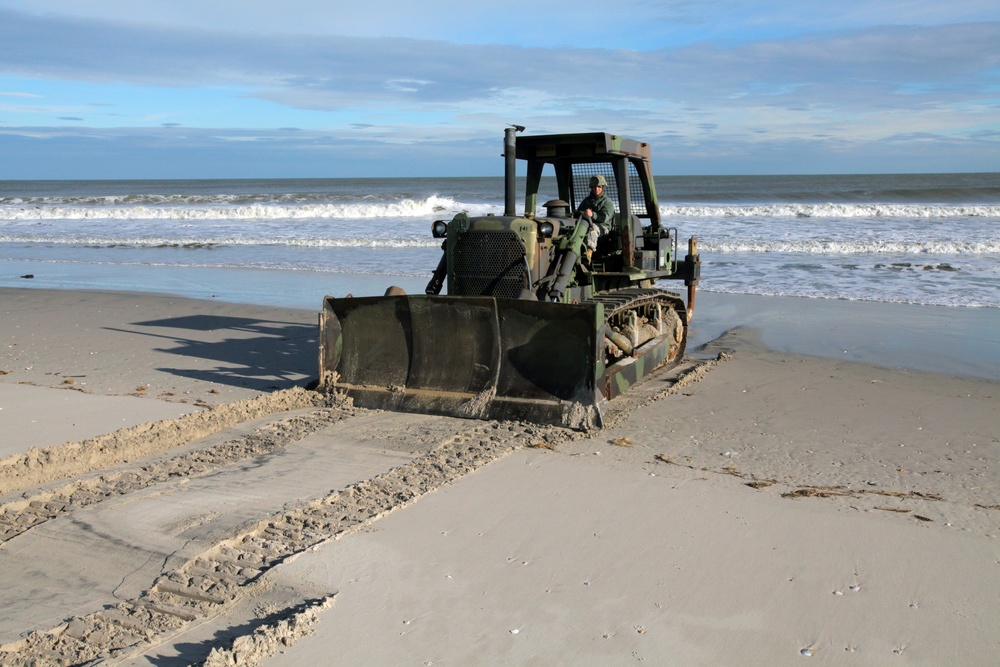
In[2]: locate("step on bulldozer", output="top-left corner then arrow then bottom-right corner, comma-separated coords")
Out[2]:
318,127 -> 701,429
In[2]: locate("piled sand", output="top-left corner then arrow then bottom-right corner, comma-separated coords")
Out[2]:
0,287 -> 997,665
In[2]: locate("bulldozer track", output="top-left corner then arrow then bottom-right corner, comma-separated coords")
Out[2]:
588,286 -> 687,323
590,287 -> 688,348
0,400 -> 574,666
589,286 -> 689,386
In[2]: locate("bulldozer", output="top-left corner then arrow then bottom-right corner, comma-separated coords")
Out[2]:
318,127 -> 701,429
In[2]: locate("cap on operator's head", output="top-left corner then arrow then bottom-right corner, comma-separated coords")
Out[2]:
589,174 -> 608,188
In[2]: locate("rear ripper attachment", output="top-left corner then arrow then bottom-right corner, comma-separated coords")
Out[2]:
318,127 -> 701,430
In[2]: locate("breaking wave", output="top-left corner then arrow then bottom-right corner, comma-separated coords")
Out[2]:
2,235 -> 998,256
0,235 -> 443,249
660,203 -> 1000,219
3,198 -> 1000,222
0,195 -> 489,221
706,239 -> 1000,255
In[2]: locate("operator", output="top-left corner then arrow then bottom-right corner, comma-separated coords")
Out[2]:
577,174 -> 615,260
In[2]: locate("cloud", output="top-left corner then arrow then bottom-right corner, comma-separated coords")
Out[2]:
7,0 -> 1000,47
0,4 -> 996,176
3,8 -> 996,113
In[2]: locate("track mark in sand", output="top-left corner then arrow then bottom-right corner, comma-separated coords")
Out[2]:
0,402 -> 358,544
0,387 -> 323,497
0,420 -> 569,666
199,596 -> 335,667
602,353 -> 730,428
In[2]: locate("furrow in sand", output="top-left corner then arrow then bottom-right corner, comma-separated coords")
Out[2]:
0,387 -> 326,497
0,418 -> 573,666
0,397 -> 358,543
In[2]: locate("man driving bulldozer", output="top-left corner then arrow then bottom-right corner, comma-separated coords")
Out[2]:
577,174 -> 615,260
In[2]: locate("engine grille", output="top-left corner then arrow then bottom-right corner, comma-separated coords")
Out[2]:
452,230 -> 528,299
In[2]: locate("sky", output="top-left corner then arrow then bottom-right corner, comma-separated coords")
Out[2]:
1,0 -> 998,178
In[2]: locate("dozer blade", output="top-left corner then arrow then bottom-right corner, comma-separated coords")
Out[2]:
319,295 -> 606,429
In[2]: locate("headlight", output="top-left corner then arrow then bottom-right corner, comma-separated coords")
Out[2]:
537,221 -> 554,238
432,220 -> 448,238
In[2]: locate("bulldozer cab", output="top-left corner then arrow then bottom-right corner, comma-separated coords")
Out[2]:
516,133 -> 664,271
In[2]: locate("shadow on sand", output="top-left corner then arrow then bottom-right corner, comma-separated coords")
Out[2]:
106,314 -> 318,392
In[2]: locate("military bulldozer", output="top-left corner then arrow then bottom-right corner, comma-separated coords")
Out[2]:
318,127 -> 701,429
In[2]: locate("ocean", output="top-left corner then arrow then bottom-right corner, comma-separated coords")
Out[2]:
1,173 -> 999,312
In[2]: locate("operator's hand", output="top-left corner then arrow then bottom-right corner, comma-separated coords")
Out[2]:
584,208 -> 594,218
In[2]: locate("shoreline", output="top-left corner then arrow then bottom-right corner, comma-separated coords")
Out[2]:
3,280 -> 999,381
689,290 -> 1000,380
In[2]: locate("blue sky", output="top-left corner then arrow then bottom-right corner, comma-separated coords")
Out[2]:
1,0 -> 998,178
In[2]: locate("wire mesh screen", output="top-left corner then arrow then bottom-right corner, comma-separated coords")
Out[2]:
571,164 -> 617,212
626,162 -> 647,217
570,162 -> 647,217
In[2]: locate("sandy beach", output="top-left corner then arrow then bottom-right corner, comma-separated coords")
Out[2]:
0,286 -> 998,666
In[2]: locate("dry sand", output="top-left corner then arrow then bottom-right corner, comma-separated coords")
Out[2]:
0,287 -> 997,666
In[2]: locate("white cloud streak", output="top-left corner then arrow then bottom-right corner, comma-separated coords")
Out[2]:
0,4 -> 997,175
3,10 -> 997,108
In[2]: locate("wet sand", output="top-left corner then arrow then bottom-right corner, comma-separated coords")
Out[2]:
0,287 -> 997,665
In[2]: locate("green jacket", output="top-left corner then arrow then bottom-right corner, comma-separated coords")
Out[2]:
577,192 -> 615,229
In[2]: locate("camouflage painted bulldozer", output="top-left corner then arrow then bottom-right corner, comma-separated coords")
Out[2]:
318,127 -> 700,429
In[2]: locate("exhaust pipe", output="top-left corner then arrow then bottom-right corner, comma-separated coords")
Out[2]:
504,125 -> 523,216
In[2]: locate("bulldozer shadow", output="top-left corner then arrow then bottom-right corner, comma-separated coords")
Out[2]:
105,314 -> 317,392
